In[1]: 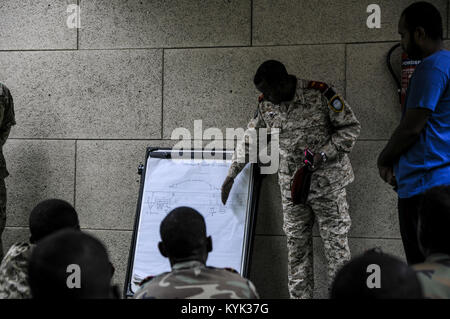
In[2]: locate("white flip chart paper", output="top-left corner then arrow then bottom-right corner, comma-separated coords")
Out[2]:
131,154 -> 252,293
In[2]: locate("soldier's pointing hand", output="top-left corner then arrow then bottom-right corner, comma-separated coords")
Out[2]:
221,176 -> 234,205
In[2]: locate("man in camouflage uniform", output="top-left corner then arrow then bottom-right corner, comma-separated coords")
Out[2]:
0,199 -> 80,299
414,254 -> 450,298
413,186 -> 450,299
134,207 -> 259,299
0,83 -> 15,260
221,60 -> 361,299
0,242 -> 33,298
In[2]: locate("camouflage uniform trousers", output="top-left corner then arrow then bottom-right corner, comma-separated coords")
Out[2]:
279,172 -> 351,299
0,178 -> 6,260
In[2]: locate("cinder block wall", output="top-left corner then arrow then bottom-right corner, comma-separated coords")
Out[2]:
1,0 -> 448,299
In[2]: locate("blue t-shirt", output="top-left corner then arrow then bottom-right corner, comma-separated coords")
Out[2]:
394,50 -> 450,198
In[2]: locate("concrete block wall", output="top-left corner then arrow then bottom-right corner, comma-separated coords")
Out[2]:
1,0 -> 448,299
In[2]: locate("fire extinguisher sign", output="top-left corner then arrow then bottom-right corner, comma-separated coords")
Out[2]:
401,54 -> 422,109
387,44 -> 422,112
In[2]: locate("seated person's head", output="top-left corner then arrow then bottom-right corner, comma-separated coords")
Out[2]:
29,199 -> 80,244
418,186 -> 450,257
158,207 -> 212,266
331,249 -> 423,299
28,229 -> 115,299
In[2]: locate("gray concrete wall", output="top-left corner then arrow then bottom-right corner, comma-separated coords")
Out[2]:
1,0 -> 448,299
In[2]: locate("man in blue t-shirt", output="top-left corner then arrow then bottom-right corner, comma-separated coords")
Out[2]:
378,2 -> 450,265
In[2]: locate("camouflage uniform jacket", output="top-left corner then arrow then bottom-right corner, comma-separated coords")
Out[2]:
0,242 -> 33,299
133,260 -> 259,299
0,83 -> 16,179
228,78 -> 361,199
413,253 -> 450,299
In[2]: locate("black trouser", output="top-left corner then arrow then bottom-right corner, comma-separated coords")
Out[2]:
398,194 -> 425,265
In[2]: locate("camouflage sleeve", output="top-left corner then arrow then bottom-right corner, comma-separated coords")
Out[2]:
0,85 -> 16,146
0,128 -> 11,147
0,242 -> 32,299
227,107 -> 266,179
0,91 -> 5,134
247,279 -> 260,299
319,94 -> 361,161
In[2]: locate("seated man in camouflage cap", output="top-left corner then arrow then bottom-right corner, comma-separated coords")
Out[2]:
134,206 -> 259,299
0,199 -> 80,299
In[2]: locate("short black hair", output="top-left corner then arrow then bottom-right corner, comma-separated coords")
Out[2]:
401,1 -> 443,40
160,207 -> 207,259
254,60 -> 289,88
28,229 -> 113,299
29,199 -> 80,243
418,186 -> 450,256
331,249 -> 423,299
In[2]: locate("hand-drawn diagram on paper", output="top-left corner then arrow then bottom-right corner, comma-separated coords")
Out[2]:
143,178 -> 245,217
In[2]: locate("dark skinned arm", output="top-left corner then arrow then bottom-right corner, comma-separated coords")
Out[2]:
377,108 -> 432,184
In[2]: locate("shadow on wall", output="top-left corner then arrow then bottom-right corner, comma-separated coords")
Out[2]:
6,141 -> 54,227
